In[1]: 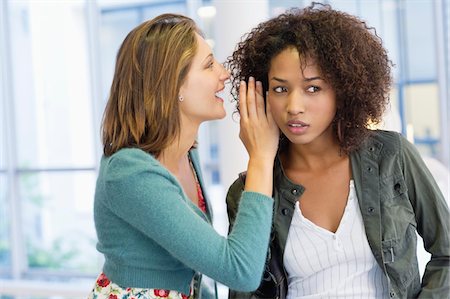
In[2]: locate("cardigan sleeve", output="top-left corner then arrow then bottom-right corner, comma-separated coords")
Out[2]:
400,136 -> 450,298
101,149 -> 273,292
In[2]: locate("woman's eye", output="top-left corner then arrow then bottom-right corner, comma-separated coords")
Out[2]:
273,86 -> 287,93
306,86 -> 320,93
208,61 -> 214,69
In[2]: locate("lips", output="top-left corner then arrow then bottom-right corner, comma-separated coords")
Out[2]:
215,87 -> 225,102
288,120 -> 309,127
287,120 -> 309,134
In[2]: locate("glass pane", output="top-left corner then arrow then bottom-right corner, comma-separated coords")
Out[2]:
8,1 -> 95,169
142,3 -> 187,19
99,9 -> 140,103
404,0 -> 436,80
447,0 -> 450,41
329,0 -> 358,15
359,0 -> 383,34
269,0 -> 308,16
0,175 -> 10,268
380,0 -> 400,81
405,83 -> 441,157
0,43 -> 4,171
19,171 -> 100,274
0,31 -> 8,268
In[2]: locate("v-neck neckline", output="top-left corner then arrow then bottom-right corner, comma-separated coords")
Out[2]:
293,180 -> 355,236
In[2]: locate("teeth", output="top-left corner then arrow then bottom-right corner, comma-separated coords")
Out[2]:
215,90 -> 225,98
290,124 -> 304,127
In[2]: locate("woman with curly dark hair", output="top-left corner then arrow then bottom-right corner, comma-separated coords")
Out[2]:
226,3 -> 449,299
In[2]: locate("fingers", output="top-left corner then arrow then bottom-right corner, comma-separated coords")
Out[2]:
265,91 -> 272,121
239,80 -> 248,121
255,81 -> 265,117
245,77 -> 257,118
239,77 -> 263,120
238,78 -> 279,162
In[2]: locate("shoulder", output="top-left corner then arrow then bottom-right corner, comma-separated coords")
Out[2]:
355,130 -> 428,178
355,130 -> 409,160
226,172 -> 246,214
367,130 -> 402,151
97,148 -> 184,210
103,148 -> 158,171
365,130 -> 419,158
101,148 -> 176,186
227,173 -> 246,200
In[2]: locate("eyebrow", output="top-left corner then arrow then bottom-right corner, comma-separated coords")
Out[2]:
270,76 -> 323,83
202,53 -> 213,64
270,77 -> 288,83
304,76 -> 323,82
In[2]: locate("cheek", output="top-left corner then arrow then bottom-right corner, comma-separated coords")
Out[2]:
312,99 -> 336,119
186,74 -> 210,92
268,99 -> 282,117
327,104 -> 337,120
268,101 -> 285,127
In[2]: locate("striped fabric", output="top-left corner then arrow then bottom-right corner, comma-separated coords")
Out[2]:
284,181 -> 389,299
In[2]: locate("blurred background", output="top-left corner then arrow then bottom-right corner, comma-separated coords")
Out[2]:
0,0 -> 448,298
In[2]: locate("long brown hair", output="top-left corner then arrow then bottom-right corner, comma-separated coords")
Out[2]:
102,14 -> 200,157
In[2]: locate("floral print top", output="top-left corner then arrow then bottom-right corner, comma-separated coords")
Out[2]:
90,272 -> 193,299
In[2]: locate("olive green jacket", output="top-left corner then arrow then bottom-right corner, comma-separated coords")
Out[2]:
227,130 -> 450,299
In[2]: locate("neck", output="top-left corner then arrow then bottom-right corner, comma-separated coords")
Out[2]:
158,121 -> 199,175
284,135 -> 345,172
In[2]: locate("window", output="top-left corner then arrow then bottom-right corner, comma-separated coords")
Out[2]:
98,0 -> 188,103
0,0 -> 219,297
1,0 -> 100,291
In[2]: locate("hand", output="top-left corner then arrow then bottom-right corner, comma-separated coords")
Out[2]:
239,77 -> 279,162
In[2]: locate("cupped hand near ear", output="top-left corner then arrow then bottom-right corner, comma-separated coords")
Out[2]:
238,77 -> 279,196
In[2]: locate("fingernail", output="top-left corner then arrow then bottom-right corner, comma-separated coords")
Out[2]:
256,81 -> 262,87
249,76 -> 254,82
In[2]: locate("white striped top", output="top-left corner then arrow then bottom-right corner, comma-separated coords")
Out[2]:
284,180 -> 389,299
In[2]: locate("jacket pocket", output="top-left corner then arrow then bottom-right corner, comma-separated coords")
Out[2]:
380,174 -> 416,241
382,224 -> 420,287
380,175 -> 420,288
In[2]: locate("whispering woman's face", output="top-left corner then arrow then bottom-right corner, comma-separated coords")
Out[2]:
178,33 -> 230,126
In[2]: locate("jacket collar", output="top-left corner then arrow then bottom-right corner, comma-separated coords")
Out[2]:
273,153 -> 304,205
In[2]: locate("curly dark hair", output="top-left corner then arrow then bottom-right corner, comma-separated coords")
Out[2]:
226,2 -> 393,153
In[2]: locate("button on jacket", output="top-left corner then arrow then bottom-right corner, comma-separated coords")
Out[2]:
226,130 -> 450,299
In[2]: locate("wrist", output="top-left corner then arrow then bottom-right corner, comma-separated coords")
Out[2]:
244,159 -> 274,196
247,157 -> 274,172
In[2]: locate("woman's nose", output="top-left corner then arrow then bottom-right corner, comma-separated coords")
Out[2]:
287,92 -> 305,115
220,64 -> 231,81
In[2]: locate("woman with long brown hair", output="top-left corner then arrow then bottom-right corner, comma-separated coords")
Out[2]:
88,13 -> 279,299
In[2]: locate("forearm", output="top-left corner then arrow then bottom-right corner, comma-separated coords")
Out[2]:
244,157 -> 274,197
419,259 -> 450,298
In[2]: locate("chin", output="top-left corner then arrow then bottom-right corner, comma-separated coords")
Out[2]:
216,108 -> 226,119
205,112 -> 226,122
218,111 -> 226,119
212,114 -> 226,121
284,134 -> 311,145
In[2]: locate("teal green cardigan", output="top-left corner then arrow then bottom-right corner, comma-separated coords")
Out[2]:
94,148 -> 274,294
